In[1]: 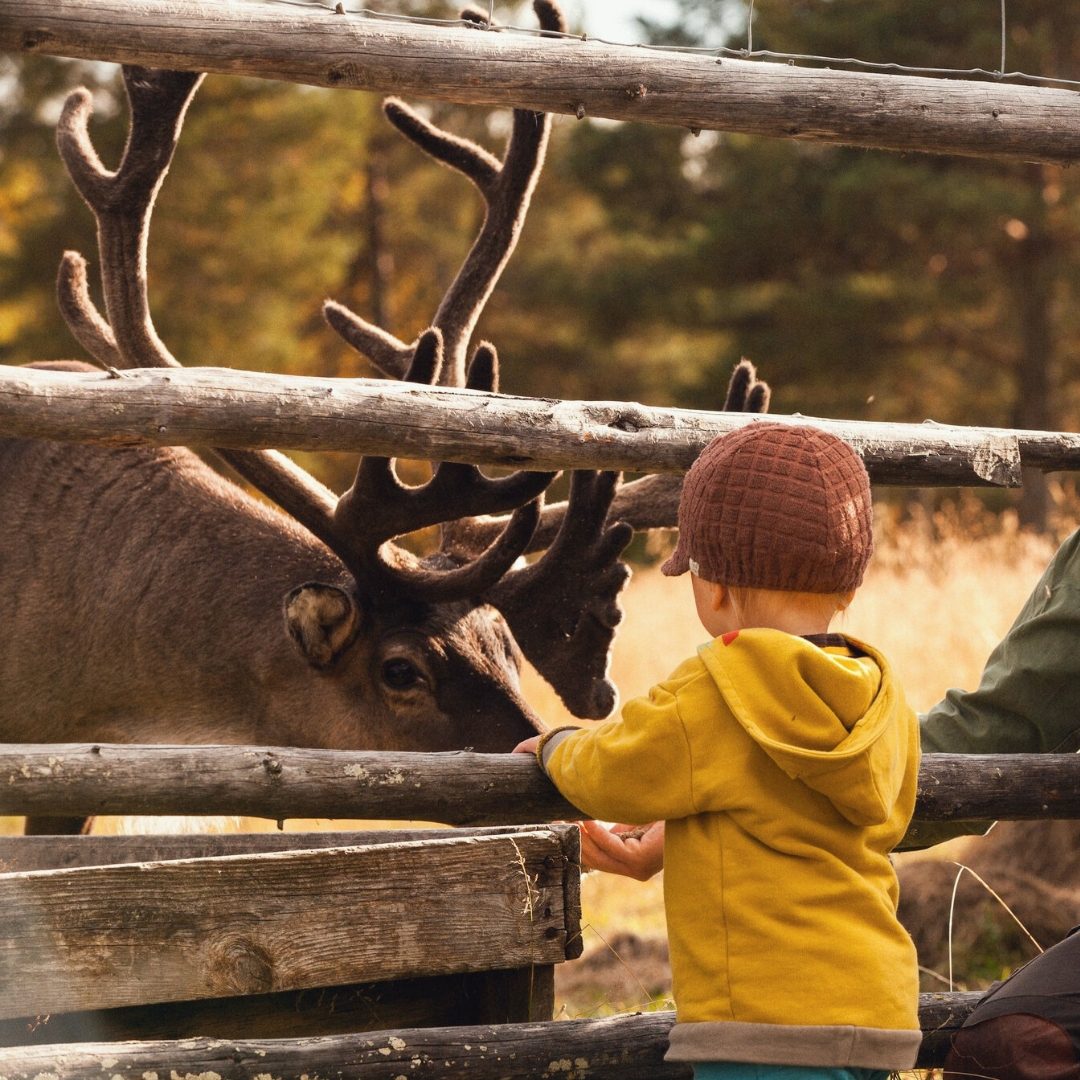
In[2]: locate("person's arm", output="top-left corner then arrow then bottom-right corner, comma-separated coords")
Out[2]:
522,675 -> 704,826
906,529 -> 1080,849
513,739 -> 668,878
921,528 -> 1080,756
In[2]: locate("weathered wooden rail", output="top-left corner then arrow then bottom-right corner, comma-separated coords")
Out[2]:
0,992 -> 984,1077
0,743 -> 1075,833
0,825 -> 580,1046
6,363 -> 1080,486
0,4 -> 1064,1064
4,0 -> 1080,166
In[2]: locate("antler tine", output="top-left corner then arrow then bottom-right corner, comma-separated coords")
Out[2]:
326,331 -> 553,604
723,358 -> 754,412
56,67 -> 204,371
56,251 -> 124,371
371,495 -> 545,606
746,379 -> 771,413
326,0 -> 566,388
322,301 -> 414,380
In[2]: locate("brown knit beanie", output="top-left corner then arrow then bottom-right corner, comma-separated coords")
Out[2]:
661,423 -> 873,593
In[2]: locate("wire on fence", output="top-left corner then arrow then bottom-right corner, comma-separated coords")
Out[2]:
261,0 -> 1080,93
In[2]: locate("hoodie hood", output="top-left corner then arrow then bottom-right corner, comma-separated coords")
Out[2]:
697,629 -> 906,826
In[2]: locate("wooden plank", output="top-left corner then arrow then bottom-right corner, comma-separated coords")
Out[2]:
0,827 -> 579,1019
0,969 -> 547,1046
0,827 -> 528,873
0,993 -> 986,1077
4,0 -> 1080,166
2,745 -> 1080,829
4,363 -> 1067,487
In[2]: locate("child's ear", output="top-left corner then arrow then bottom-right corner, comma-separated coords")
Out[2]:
837,589 -> 856,612
710,581 -> 726,612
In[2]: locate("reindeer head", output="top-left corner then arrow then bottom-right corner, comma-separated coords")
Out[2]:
52,4 -> 636,754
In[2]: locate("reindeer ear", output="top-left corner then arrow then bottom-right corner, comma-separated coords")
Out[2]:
285,583 -> 362,670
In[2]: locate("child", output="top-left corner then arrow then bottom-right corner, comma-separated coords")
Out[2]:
515,422 -> 922,1080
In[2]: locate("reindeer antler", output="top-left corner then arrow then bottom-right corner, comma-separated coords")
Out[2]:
455,360 -> 775,552
486,471 -> 633,719
56,68 -> 202,372
55,65 -> 551,608
321,0 -> 637,717
324,0 -> 564,386
331,330 -> 553,606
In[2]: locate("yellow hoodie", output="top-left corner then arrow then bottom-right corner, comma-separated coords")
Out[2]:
540,629 -> 922,1069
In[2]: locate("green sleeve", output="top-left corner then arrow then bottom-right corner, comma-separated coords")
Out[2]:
904,528 -> 1080,849
920,527 -> 1080,755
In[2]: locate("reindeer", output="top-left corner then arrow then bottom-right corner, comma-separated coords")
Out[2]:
0,2 -> 769,835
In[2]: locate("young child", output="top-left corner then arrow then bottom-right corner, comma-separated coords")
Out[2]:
516,422 -> 922,1080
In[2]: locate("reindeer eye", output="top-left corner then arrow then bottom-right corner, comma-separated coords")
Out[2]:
382,658 -> 420,689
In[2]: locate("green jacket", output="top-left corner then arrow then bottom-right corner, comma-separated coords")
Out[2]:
912,527 -> 1080,847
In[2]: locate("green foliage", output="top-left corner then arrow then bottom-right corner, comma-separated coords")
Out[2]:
0,56 -> 114,362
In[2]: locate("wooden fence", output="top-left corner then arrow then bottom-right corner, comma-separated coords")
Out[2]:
3,9 -> 1080,1075
3,282 -> 1079,1079
9,361 -> 1080,486
1,740 -> 1077,1070
0,743 -> 1053,1073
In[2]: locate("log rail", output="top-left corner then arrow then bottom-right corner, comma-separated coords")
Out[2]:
4,0 -> 1080,166
6,363 -> 1080,485
0,994 -> 984,1077
0,744 -> 1075,831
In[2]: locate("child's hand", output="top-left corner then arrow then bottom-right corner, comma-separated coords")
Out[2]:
513,735 -> 542,755
578,819 -> 666,881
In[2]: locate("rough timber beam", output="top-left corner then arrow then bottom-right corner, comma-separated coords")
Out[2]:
3,0 -> 1080,165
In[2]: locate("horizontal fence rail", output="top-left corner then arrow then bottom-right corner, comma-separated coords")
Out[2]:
0,827 -> 579,1021
0,745 -> 1076,831
6,363 -> 1080,485
0,993 -> 984,1077
4,0 -> 1080,166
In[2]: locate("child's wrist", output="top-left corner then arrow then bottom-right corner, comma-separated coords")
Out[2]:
535,726 -> 580,773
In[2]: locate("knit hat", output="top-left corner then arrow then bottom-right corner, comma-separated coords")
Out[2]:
661,422 -> 873,593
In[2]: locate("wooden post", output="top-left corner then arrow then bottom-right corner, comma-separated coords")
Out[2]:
4,0 -> 1080,165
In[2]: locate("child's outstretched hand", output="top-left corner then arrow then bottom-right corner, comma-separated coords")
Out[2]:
511,737 -> 664,879
578,819 -> 666,881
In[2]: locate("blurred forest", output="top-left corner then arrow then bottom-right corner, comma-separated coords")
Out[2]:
3,0 -> 1080,527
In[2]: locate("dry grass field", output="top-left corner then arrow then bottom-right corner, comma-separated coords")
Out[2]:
2,500 -> 1069,1022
